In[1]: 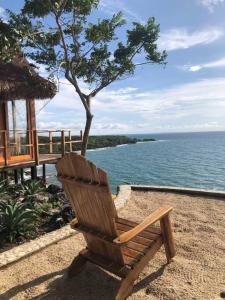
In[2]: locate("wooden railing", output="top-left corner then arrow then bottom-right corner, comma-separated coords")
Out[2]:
0,129 -> 83,166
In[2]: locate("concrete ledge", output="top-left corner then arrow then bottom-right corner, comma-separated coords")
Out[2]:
131,184 -> 225,199
0,225 -> 77,269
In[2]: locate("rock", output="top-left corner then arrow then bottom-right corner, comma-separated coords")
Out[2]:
47,184 -> 62,194
45,207 -> 61,217
51,192 -> 67,203
220,291 -> 225,298
16,197 -> 25,204
24,192 -> 51,204
61,204 -> 75,223
145,288 -> 151,295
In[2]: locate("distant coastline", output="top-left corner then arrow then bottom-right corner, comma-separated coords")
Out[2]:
86,135 -> 156,150
37,135 -> 156,153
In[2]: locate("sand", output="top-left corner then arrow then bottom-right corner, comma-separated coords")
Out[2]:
0,190 -> 225,300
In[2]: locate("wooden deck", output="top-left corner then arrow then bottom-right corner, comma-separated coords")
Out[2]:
0,153 -> 62,171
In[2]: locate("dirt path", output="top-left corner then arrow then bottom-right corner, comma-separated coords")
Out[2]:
0,190 -> 224,300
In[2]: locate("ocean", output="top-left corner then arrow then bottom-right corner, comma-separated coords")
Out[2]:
43,131 -> 225,193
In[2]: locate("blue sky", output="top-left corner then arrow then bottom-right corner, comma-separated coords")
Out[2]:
1,0 -> 225,134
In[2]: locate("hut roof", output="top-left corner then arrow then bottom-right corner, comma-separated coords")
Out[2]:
0,57 -> 57,101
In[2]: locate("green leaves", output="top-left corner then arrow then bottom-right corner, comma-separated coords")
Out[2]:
0,18 -> 22,63
21,180 -> 46,196
0,200 -> 36,243
22,0 -> 99,17
86,12 -> 126,43
5,0 -> 166,89
127,17 -> 167,64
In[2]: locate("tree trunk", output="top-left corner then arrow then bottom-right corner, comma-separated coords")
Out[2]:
81,112 -> 93,156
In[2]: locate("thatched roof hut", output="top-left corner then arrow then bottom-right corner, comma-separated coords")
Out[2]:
0,57 -> 57,101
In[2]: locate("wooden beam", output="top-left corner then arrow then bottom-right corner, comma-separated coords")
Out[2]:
49,131 -> 53,154
20,168 -> 24,184
42,164 -> 46,183
3,131 -> 8,166
31,166 -> 37,180
26,99 -> 36,159
61,130 -> 65,157
12,101 -> 19,153
14,169 -> 19,184
3,171 -> 8,184
34,130 -> 39,165
69,130 -> 72,152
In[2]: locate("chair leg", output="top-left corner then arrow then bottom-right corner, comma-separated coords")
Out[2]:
116,239 -> 163,300
160,214 -> 176,264
67,254 -> 87,278
116,276 -> 135,300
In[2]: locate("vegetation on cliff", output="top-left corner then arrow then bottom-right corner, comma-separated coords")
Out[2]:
38,135 -> 156,153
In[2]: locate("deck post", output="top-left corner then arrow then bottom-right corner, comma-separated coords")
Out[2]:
69,130 -> 72,152
20,168 -> 24,184
34,130 -> 39,165
3,171 -> 8,184
3,131 -> 8,166
61,130 -> 65,157
42,164 -> 46,183
31,166 -> 37,180
49,131 -> 53,154
14,169 -> 19,184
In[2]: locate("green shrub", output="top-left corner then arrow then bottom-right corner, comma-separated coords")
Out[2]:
0,200 -> 37,243
0,180 -> 7,196
34,200 -> 60,217
21,180 -> 45,196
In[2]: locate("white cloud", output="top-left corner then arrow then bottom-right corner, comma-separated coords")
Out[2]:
99,0 -> 144,22
199,0 -> 225,12
0,7 -> 5,14
159,27 -> 224,51
182,56 -> 225,72
0,6 -> 6,20
93,78 -> 225,114
37,77 -> 225,133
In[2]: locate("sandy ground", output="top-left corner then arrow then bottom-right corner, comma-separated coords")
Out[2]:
0,190 -> 225,300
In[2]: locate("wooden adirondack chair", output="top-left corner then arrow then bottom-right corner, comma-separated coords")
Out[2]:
56,152 -> 175,300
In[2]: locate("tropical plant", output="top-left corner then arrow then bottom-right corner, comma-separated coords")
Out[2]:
0,179 -> 7,195
34,200 -> 60,217
5,0 -> 167,156
21,180 -> 45,196
0,200 -> 36,243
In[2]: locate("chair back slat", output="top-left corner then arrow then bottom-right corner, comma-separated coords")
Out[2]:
56,153 -> 124,265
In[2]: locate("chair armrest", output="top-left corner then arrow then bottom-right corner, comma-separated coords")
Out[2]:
113,205 -> 173,245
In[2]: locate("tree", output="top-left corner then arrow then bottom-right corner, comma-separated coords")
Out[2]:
0,18 -> 22,62
7,0 -> 167,156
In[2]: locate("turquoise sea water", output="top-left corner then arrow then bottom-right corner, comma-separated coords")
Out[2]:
45,131 -> 225,193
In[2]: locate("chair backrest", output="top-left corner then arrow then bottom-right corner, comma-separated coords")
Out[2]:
56,152 -> 124,265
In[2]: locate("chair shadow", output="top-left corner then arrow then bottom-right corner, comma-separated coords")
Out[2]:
1,263 -> 121,300
32,262 -> 121,300
1,263 -> 167,300
0,269 -> 66,300
133,263 -> 167,293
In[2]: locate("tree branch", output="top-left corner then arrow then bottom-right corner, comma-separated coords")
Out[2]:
65,70 -> 92,115
89,43 -> 146,97
134,61 -> 155,66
